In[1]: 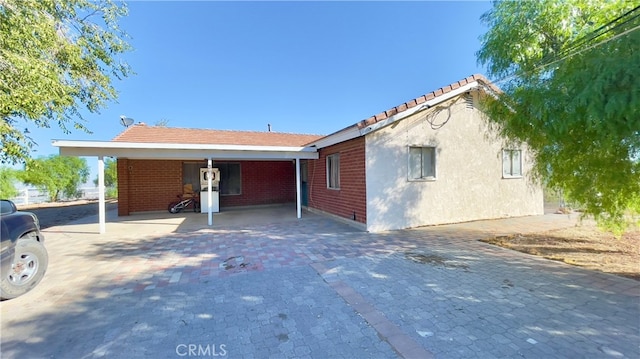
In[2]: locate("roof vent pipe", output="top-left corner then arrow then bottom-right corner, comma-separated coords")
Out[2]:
268,123 -> 272,132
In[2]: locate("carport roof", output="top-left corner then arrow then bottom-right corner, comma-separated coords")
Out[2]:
113,125 -> 323,147
53,125 -> 323,160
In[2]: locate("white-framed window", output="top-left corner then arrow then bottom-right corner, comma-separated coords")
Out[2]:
326,153 -> 340,189
408,146 -> 436,180
502,149 -> 522,178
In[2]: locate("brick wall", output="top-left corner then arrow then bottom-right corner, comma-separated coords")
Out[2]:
117,159 -> 296,214
117,159 -> 183,215
219,160 -> 296,207
307,137 -> 367,224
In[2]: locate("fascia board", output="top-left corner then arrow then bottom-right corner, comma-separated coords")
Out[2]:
309,82 -> 481,150
359,82 -> 480,136
53,140 -> 319,159
306,126 -> 361,149
52,140 -> 316,152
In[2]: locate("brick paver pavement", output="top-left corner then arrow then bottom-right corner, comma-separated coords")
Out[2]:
1,207 -> 638,358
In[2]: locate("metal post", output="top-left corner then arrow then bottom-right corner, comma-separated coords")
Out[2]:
207,158 -> 213,226
295,158 -> 301,219
98,156 -> 106,234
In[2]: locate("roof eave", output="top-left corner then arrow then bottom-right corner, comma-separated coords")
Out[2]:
308,80 -> 482,149
52,140 -> 319,160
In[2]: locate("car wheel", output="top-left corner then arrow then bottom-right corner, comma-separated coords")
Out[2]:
0,235 -> 48,300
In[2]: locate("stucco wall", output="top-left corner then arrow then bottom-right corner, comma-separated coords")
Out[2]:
365,92 -> 544,232
307,137 -> 367,224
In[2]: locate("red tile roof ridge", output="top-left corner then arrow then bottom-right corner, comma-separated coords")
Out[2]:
355,73 -> 496,130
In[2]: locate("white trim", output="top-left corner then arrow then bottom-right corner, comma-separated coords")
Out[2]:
326,153 -> 340,190
407,145 -> 437,181
306,126 -> 361,150
308,81 -> 480,149
52,140 -> 319,160
52,140 -> 317,153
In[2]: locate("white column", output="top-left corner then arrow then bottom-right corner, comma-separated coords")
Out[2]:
207,158 -> 213,226
295,158 -> 301,219
98,156 -> 106,234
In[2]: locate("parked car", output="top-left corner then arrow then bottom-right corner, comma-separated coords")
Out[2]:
0,199 -> 48,300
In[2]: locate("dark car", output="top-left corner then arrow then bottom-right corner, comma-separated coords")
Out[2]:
0,199 -> 48,300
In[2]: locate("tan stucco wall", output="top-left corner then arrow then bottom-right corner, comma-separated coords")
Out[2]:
365,92 -> 544,232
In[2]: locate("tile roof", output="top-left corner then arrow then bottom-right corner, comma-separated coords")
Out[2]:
113,126 -> 323,147
355,74 -> 495,130
111,74 -> 496,148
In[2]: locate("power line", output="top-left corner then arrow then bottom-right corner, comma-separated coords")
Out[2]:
531,5 -> 640,82
489,19 -> 640,88
556,5 -> 640,60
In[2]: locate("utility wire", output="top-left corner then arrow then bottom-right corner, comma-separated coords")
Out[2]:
558,6 -> 640,60
532,5 -> 640,82
489,20 -> 640,88
558,5 -> 640,58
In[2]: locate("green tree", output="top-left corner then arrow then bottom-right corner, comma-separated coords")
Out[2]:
93,157 -> 117,187
0,0 -> 132,165
19,155 -> 90,202
93,157 -> 118,198
0,167 -> 19,199
477,0 -> 640,233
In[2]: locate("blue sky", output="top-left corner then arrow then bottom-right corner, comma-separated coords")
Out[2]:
25,1 -> 493,180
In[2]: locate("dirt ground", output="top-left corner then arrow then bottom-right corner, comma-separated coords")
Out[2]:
481,224 -> 640,281
17,200 -> 640,281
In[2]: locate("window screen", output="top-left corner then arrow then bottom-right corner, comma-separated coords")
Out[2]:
326,153 -> 340,189
502,149 -> 522,177
409,146 -> 436,180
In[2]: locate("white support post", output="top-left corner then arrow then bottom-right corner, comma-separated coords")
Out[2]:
98,156 -> 106,234
207,158 -> 213,226
295,158 -> 301,219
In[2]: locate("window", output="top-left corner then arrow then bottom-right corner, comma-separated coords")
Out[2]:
217,163 -> 241,195
502,149 -> 522,178
182,162 -> 203,190
326,153 -> 340,189
409,146 -> 436,180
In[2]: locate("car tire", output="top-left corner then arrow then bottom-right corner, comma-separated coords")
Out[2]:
0,235 -> 48,300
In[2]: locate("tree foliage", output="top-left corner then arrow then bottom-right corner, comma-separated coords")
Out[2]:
477,0 -> 640,233
93,157 -> 117,187
0,167 -> 19,198
0,0 -> 132,164
19,155 -> 89,202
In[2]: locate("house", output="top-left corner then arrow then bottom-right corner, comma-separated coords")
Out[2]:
54,74 -> 543,233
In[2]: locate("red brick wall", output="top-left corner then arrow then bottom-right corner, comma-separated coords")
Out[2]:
307,137 -> 366,224
219,160 -> 296,207
117,159 -> 296,214
117,159 -> 182,215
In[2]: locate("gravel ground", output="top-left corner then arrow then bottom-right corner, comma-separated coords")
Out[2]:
18,200 -> 118,229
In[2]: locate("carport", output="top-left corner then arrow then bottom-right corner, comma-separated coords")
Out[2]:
53,137 -> 319,234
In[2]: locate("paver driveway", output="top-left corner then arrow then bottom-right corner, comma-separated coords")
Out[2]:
1,207 -> 638,358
